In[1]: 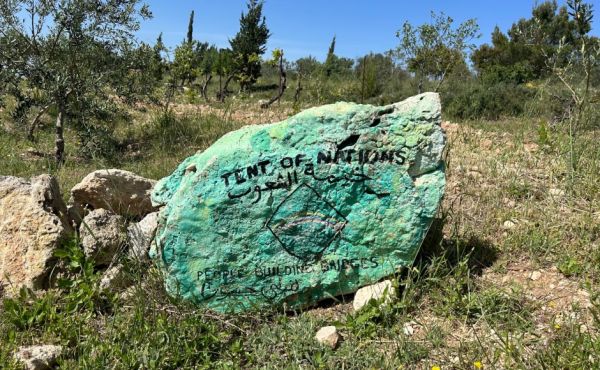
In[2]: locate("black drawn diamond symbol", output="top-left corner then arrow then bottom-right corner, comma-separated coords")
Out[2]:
266,183 -> 347,261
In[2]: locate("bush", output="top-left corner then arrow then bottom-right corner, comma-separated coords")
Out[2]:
442,81 -> 533,120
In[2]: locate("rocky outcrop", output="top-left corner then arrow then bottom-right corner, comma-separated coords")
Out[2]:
152,93 -> 445,312
0,175 -> 71,296
79,209 -> 126,266
70,169 -> 157,219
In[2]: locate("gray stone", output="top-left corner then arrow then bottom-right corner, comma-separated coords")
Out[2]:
0,175 -> 72,296
127,211 -> 158,262
353,280 -> 396,311
14,345 -> 62,370
70,169 -> 157,218
79,209 -> 126,266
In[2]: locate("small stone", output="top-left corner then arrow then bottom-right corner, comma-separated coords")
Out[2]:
524,143 -> 539,153
353,280 -> 396,311
14,345 -> 62,370
503,220 -> 517,230
481,139 -> 493,149
403,322 -> 415,336
549,188 -> 565,197
529,270 -> 542,281
315,326 -> 341,349
185,164 -> 197,174
80,209 -> 126,266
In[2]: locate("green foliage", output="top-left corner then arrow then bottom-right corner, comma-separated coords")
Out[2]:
53,237 -> 111,315
0,0 -> 152,163
322,36 -> 354,77
173,40 -> 208,86
151,33 -> 167,81
295,56 -> 322,77
2,236 -> 106,336
3,288 -> 59,331
544,0 -> 599,180
230,0 -> 271,91
396,11 -> 480,92
114,42 -> 164,105
355,53 -> 398,101
187,10 -> 195,45
472,1 -> 586,83
443,81 -> 532,120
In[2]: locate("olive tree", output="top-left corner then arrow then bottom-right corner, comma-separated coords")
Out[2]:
396,12 -> 479,93
0,0 -> 151,164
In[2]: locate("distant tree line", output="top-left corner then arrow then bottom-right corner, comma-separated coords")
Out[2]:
0,0 -> 598,164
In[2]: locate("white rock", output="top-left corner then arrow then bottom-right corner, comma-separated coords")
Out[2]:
549,188 -> 565,197
127,211 -> 159,262
0,175 -> 72,296
529,270 -> 542,281
503,220 -> 517,230
315,326 -> 341,348
14,345 -> 62,370
403,322 -> 415,336
353,280 -> 396,311
70,169 -> 157,218
80,209 -> 126,266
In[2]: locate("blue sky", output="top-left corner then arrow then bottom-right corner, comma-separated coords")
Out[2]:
138,0 -> 600,61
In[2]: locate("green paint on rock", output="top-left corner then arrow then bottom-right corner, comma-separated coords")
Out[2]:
151,93 -> 446,312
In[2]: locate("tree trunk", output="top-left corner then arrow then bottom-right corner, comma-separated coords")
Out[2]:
293,76 -> 303,105
55,104 -> 65,166
360,56 -> 368,103
261,56 -> 287,109
27,103 -> 52,142
217,74 -> 224,102
218,75 -> 234,102
201,74 -> 212,101
223,74 -> 234,94
163,79 -> 176,115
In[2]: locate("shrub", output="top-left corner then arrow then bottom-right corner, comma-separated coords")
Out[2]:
442,81 -> 533,120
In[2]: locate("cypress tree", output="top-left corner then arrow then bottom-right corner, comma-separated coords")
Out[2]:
187,10 -> 194,44
324,35 -> 337,76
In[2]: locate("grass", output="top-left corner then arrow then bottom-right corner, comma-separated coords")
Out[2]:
1,97 -> 599,368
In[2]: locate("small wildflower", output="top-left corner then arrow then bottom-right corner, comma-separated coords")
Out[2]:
554,323 -> 561,330
474,361 -> 483,369
432,366 -> 441,370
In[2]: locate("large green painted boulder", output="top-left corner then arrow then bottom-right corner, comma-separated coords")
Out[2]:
151,93 -> 445,312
